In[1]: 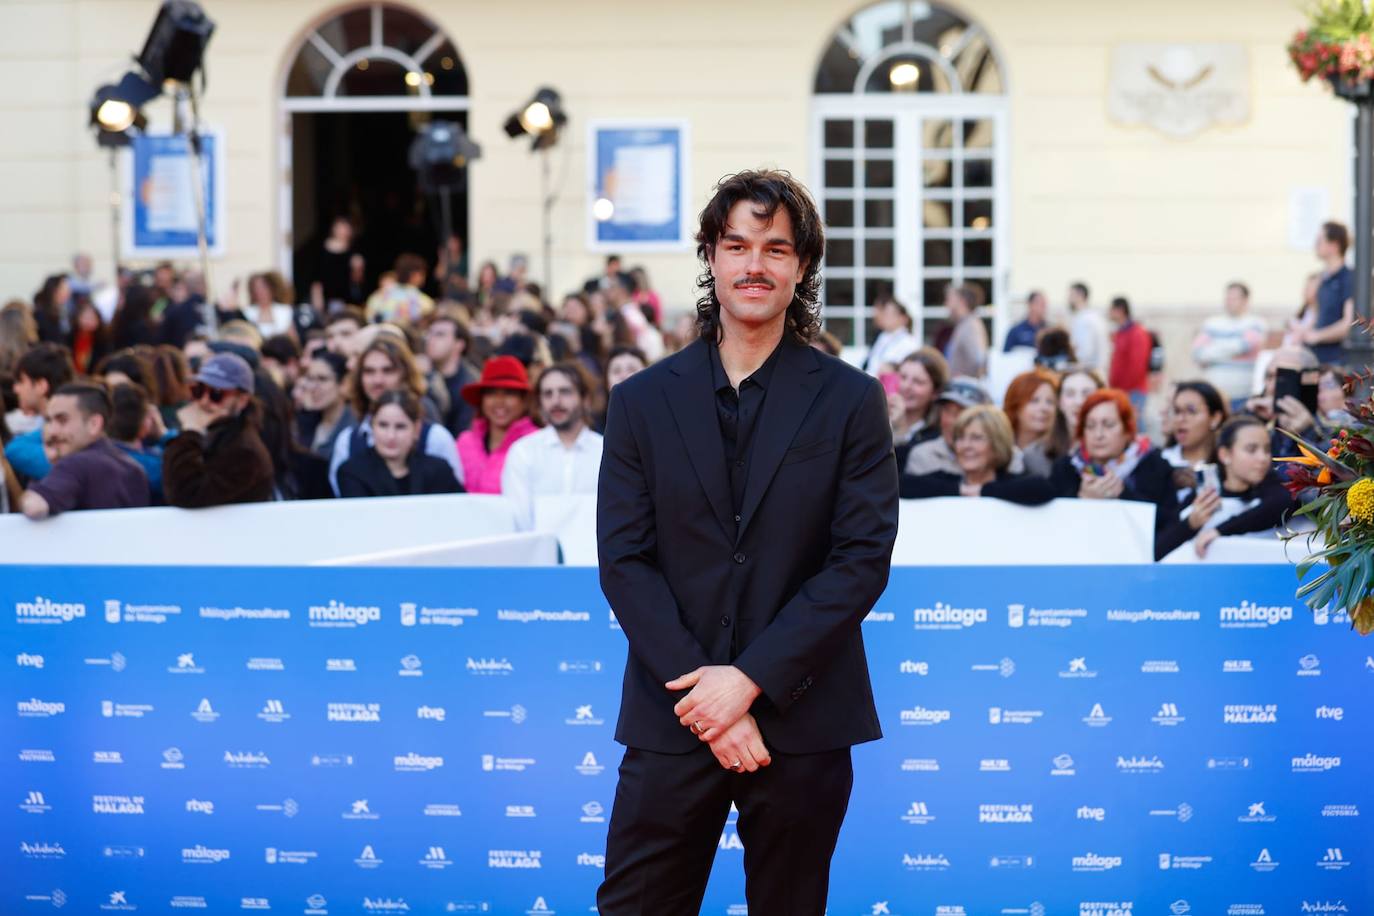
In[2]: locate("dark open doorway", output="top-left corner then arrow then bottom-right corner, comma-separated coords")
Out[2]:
290,110 -> 469,304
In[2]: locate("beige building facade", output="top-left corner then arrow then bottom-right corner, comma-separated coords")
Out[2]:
0,0 -> 1351,368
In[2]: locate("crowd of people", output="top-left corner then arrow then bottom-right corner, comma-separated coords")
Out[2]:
0,236 -> 667,530
0,217 -> 1357,560
871,219 -> 1357,559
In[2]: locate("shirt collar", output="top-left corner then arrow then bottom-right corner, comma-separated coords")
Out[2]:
538,423 -> 596,450
708,338 -> 783,395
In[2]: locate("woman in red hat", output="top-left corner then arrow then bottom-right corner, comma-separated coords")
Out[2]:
455,355 -> 538,493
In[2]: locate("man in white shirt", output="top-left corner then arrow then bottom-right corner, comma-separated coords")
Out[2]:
502,362 -> 604,531
1192,281 -> 1268,404
1067,281 -> 1108,372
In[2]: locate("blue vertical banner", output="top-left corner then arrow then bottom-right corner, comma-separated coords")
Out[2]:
122,130 -> 225,259
587,120 -> 690,250
2,564 -> 1371,915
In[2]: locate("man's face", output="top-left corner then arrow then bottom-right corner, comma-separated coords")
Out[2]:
325,319 -> 361,355
1224,286 -> 1247,317
74,254 -> 92,277
155,266 -> 174,290
194,384 -> 249,422
1109,306 -> 1126,328
360,351 -> 402,403
43,394 -> 101,460
1315,231 -> 1334,260
944,286 -> 967,319
1068,287 -> 1085,310
708,200 -> 805,335
424,321 -> 460,365
539,372 -> 584,433
14,373 -> 46,414
1028,294 -> 1047,325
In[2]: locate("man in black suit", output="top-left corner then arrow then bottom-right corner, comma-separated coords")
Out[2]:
596,169 -> 899,915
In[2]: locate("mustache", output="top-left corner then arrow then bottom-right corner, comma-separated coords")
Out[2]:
733,276 -> 775,289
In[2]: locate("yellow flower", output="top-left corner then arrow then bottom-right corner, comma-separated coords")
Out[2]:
1347,478 -> 1374,524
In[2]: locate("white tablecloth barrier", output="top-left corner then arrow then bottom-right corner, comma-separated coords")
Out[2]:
0,494 -> 520,566
1160,532 -> 1301,565
3,492 -> 1316,568
537,495 -> 1163,566
315,532 -> 559,567
894,497 -> 1158,564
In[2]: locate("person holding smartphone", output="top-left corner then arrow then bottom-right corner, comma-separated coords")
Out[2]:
1242,347 -> 1327,460
1156,415 -> 1295,559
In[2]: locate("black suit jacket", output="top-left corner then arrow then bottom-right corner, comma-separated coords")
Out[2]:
597,336 -> 899,754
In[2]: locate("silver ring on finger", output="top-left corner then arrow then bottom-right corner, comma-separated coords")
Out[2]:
731,759 -> 742,769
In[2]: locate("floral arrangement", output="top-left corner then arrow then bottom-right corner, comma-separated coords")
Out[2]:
1279,415 -> 1374,635
1288,0 -> 1374,86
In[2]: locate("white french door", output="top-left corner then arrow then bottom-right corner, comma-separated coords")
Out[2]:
811,95 -> 1009,352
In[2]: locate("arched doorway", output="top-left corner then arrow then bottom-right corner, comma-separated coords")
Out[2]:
812,1 -> 1007,350
279,2 -> 469,301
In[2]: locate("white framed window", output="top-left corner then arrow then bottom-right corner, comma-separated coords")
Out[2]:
812,1 -> 1008,352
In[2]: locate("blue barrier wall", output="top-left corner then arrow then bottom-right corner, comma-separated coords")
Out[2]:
3,565 -> 1370,916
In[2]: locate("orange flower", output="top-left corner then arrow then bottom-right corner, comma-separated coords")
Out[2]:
1318,467 -> 1333,485
1274,443 -> 1325,467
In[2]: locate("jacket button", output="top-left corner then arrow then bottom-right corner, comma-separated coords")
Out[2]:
733,552 -> 746,564
720,615 -> 731,627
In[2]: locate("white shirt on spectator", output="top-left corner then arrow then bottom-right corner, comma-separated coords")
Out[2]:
866,328 -> 919,374
501,424 -> 603,531
1070,308 -> 1109,372
1192,311 -> 1268,402
251,303 -> 295,340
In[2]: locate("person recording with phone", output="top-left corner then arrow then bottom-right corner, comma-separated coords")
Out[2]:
1156,415 -> 1295,559
1242,347 -> 1327,460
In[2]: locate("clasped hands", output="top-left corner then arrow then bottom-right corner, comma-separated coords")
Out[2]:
666,665 -> 772,773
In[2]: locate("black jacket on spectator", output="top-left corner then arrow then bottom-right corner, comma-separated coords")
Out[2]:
901,468 -> 1056,505
598,336 -> 898,754
162,411 -> 275,507
1155,471 -> 1294,559
158,297 -> 204,349
1051,449 -> 1181,557
336,444 -> 462,498
893,424 -> 940,476
439,363 -> 478,436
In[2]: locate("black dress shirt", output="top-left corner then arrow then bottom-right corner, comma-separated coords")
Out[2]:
708,341 -> 782,517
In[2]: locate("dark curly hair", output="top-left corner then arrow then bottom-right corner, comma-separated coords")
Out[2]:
694,169 -> 824,345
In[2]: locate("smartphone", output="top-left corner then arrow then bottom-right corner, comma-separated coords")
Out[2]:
879,372 -> 902,396
1274,367 -> 1319,414
1197,463 -> 1221,494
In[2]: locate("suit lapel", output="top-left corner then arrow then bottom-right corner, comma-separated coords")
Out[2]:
736,339 -> 823,542
663,339 -> 735,539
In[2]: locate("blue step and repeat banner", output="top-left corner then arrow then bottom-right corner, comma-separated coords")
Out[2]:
3,564 -> 1371,916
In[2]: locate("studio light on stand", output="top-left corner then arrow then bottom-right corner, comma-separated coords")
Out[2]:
89,72 -> 159,275
140,0 -> 216,327
504,87 -> 567,293
408,120 -> 482,264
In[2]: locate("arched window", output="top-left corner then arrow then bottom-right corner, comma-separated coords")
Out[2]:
812,1 -> 1007,353
284,2 -> 467,108
277,3 -> 469,297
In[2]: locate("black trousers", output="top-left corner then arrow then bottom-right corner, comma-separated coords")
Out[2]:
596,743 -> 854,916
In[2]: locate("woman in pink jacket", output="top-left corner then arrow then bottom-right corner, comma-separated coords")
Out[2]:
455,355 -> 538,493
